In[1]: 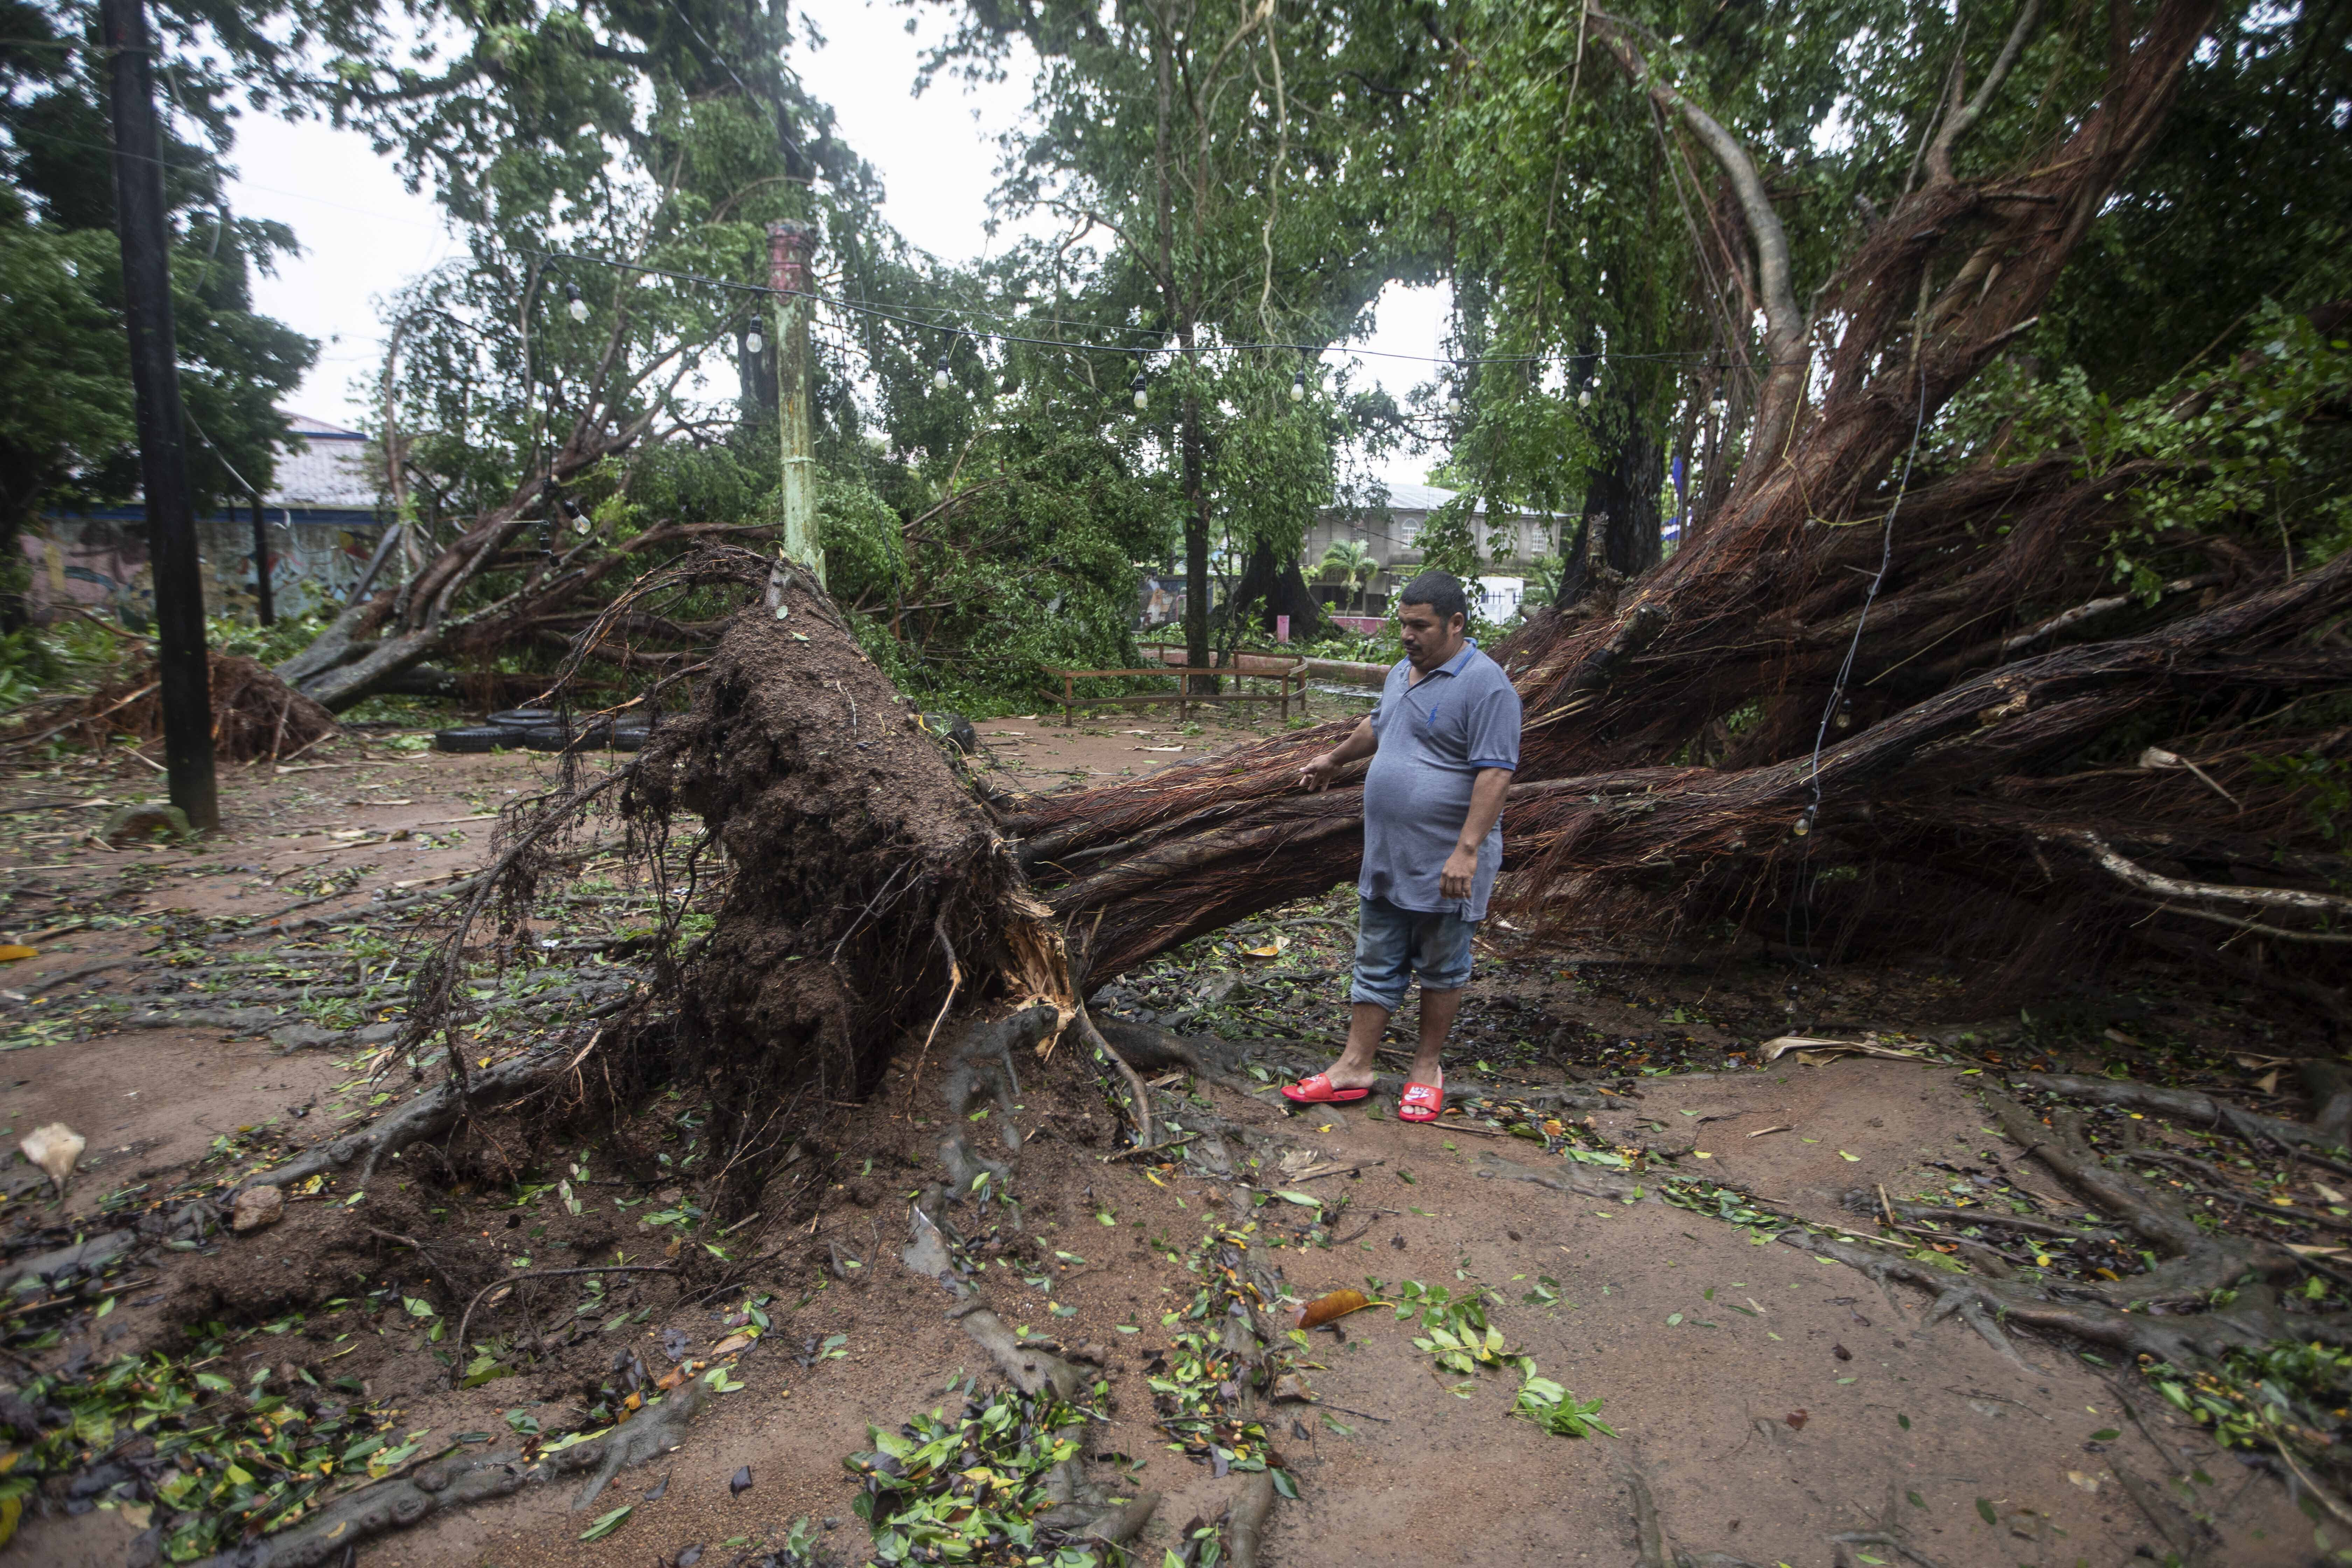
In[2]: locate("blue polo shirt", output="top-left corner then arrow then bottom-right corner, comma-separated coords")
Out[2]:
1359,641 -> 1521,920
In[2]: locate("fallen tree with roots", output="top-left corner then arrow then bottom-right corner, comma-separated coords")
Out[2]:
215,0 -> 2352,1545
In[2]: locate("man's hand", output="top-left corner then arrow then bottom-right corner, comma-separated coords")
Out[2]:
1440,842 -> 1478,900
1298,716 -> 1378,791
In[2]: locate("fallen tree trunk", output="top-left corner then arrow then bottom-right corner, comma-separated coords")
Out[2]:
988,0 -> 2352,1009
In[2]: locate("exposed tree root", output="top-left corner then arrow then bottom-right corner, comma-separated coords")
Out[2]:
1475,1150 -> 1643,1203
2109,1456 -> 2221,1566
231,1038 -> 583,1195
570,1377 -> 708,1508
1622,1457 -> 1769,1568
188,1378 -> 707,1568
1224,1471 -> 1274,1568
891,1006 -> 1166,1552
1737,1076 -> 2352,1494
14,653 -> 336,763
2034,1073 -> 2352,1160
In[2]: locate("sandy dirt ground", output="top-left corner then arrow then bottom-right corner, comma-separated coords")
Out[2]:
0,715 -> 2331,1568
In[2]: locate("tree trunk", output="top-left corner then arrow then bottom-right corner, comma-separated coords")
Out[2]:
1226,535 -> 1327,642
983,0 -> 2333,1006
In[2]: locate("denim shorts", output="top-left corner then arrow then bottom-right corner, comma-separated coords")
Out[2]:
1349,894 -> 1477,1011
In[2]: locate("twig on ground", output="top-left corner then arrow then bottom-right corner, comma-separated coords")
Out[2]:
451,1265 -> 677,1385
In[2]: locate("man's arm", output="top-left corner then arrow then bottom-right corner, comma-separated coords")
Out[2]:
1439,766 -> 1514,899
1298,716 -> 1377,791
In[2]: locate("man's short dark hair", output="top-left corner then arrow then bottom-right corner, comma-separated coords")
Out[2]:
1398,569 -> 1468,625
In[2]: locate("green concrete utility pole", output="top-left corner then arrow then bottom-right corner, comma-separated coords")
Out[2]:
766,220 -> 822,583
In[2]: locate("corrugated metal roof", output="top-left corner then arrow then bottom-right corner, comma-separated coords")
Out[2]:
266,413 -> 380,510
1331,479 -> 1545,519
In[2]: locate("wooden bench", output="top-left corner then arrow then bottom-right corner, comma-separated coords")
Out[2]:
1045,653 -> 1308,728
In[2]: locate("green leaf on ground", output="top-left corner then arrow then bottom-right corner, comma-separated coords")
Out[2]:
580,1505 -> 632,1541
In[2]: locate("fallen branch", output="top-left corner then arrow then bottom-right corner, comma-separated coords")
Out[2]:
2062,828 -> 2352,918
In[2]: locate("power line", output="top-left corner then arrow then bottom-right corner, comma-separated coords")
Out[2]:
534,247 -> 1746,374
3,117 -> 448,229
1786,346 -> 1932,965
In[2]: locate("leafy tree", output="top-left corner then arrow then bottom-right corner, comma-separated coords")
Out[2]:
0,0 -> 315,628
825,424 -> 1172,700
923,0 -> 1441,676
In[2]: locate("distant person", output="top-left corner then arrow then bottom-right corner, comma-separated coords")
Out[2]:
1283,570 -> 1521,1124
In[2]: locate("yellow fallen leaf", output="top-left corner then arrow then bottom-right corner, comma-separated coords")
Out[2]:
1838,1150 -> 1861,1162
2066,1471 -> 2101,1493
0,945 -> 35,962
710,1333 -> 754,1357
1296,1289 -> 1378,1330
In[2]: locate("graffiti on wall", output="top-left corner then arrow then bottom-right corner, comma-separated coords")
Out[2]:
24,513 -> 386,626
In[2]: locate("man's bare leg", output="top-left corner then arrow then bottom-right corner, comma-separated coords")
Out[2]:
1410,988 -> 1462,1087
1321,1001 -> 1391,1091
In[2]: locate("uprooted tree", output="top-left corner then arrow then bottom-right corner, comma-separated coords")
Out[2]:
221,0 -> 2352,1535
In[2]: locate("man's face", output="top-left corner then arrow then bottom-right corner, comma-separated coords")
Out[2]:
1397,601 -> 1466,671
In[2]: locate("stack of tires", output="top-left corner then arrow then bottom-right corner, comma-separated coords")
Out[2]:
433,708 -> 653,754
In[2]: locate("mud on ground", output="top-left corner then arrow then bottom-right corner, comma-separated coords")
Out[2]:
1,726 -> 2339,1568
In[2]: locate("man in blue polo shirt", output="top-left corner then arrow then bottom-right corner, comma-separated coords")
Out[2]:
1283,569 -> 1521,1124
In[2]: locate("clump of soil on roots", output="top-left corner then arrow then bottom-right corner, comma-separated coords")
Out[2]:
621,576 -> 1066,1214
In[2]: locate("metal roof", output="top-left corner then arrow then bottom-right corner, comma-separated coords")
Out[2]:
1330,479 -> 1546,519
265,414 -> 380,511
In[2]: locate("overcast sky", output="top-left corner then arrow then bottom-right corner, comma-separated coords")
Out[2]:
220,0 -> 1449,486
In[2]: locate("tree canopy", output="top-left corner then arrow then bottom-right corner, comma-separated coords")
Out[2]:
0,0 -> 316,625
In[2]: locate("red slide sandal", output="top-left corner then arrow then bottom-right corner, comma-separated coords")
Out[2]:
1397,1081 -> 1446,1123
1281,1073 -> 1371,1105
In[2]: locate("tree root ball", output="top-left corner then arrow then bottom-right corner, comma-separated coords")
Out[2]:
623,579 -> 1061,1199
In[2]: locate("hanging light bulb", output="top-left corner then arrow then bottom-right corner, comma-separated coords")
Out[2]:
1792,807 -> 1816,838
1577,385 -> 1594,408
1131,365 -> 1149,411
564,282 -> 588,324
1290,370 -> 1306,403
1834,698 -> 1853,730
744,327 -> 765,355
1444,384 -> 1463,415
933,354 -> 952,391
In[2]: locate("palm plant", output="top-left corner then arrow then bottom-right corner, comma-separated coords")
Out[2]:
1317,538 -> 1379,614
